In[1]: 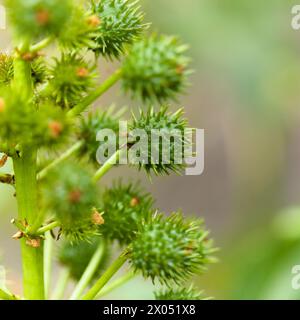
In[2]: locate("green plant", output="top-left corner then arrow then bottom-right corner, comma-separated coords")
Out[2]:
0,0 -> 217,300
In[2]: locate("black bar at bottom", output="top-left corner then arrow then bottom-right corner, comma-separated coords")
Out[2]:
0,300 -> 298,318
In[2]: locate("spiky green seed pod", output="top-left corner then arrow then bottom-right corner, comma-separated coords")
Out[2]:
129,106 -> 191,177
0,54 -> 14,86
35,103 -> 72,147
47,53 -> 96,109
0,87 -> 71,147
155,286 -> 205,300
58,236 -> 109,281
78,107 -> 123,165
31,57 -> 48,87
5,0 -> 72,38
58,7 -> 100,50
100,181 -> 154,245
0,54 -> 47,87
5,0 -> 73,39
91,0 -> 146,59
129,212 -> 216,285
122,34 -> 190,102
0,88 -> 36,146
42,163 -> 101,242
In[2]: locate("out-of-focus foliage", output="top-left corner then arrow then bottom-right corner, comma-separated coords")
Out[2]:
200,207 -> 300,299
143,0 -> 300,299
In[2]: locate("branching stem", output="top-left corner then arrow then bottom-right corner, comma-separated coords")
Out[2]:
68,69 -> 123,117
30,37 -> 53,53
70,241 -> 106,300
36,221 -> 60,235
81,249 -> 129,300
93,149 -> 122,183
96,271 -> 136,299
38,141 -> 84,180
0,288 -> 18,300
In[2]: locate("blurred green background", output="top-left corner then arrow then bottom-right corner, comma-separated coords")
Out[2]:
2,0 -> 300,299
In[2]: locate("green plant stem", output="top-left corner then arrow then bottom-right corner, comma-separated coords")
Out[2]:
93,149 -> 121,183
70,241 -> 106,300
96,271 -> 136,299
13,48 -> 45,300
0,288 -> 18,300
30,37 -> 53,53
81,250 -> 129,300
36,221 -> 60,235
51,269 -> 70,300
38,141 -> 84,180
13,148 -> 45,300
68,69 -> 123,117
44,232 -> 53,299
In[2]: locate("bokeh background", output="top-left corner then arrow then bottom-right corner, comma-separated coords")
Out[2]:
2,0 -> 300,299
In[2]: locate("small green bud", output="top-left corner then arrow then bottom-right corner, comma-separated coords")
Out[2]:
5,0 -> 73,39
0,54 -> 14,86
129,212 -> 216,285
0,88 -> 36,146
100,181 -> 154,245
31,57 -> 48,87
35,103 -> 72,147
122,34 -> 190,102
91,0 -> 146,59
0,87 -> 71,147
42,163 -> 100,242
47,53 -> 96,109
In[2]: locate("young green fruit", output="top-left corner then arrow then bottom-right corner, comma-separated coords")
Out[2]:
58,7 -> 100,50
129,212 -> 216,285
100,181 -> 154,245
5,0 -> 73,39
122,34 -> 190,102
130,106 -> 191,177
42,163 -> 100,242
91,0 -> 146,59
47,53 -> 96,109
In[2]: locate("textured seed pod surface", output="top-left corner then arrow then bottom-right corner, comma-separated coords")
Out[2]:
100,181 -> 154,244
42,162 -> 100,242
130,212 -> 216,284
122,34 -> 190,102
130,106 -> 191,177
91,0 -> 146,59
